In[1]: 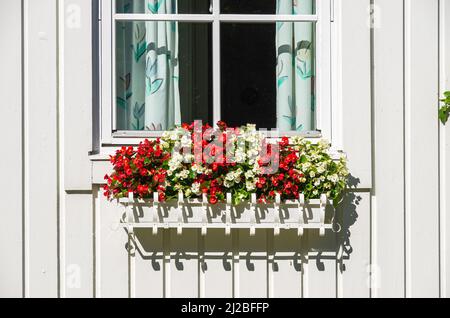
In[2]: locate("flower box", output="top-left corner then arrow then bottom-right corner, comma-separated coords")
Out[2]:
118,192 -> 338,237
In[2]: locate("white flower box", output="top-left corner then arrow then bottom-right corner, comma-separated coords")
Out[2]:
118,192 -> 338,237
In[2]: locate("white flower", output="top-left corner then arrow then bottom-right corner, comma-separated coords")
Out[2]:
246,180 -> 256,191
313,189 -> 319,196
309,171 -> 316,178
245,170 -> 254,179
224,180 -> 233,188
317,162 -> 327,174
191,182 -> 201,195
301,162 -> 311,172
180,135 -> 192,148
328,174 -> 339,183
225,172 -> 235,181
314,179 -> 321,187
177,169 -> 190,180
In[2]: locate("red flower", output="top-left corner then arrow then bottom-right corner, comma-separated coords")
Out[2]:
209,195 -> 218,205
280,137 -> 289,147
217,121 -> 227,130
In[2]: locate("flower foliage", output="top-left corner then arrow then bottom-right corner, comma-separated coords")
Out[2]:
104,122 -> 349,206
439,91 -> 450,124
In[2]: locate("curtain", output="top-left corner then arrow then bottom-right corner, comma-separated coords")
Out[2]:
276,0 -> 315,132
117,0 -> 181,131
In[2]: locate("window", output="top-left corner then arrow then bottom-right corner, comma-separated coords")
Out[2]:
100,0 -> 332,143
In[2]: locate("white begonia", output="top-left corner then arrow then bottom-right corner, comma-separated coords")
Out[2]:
191,182 -> 201,195
313,189 -> 319,196
180,135 -> 192,148
301,162 -> 311,172
328,174 -> 339,183
177,169 -> 190,180
185,188 -> 192,197
309,171 -> 316,178
225,172 -> 235,181
317,163 -> 326,174
314,179 -> 321,187
245,170 -> 254,179
246,180 -> 256,191
224,180 -> 233,188
160,139 -> 170,150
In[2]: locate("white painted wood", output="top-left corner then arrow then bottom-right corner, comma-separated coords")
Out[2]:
97,188 -> 129,298
304,229 -> 337,298
2,0 -> 449,299
62,0 -> 92,191
133,229 -> 164,298
339,0 -> 372,188
338,192 -> 371,298
202,229 -> 233,298
372,0 -> 405,298
236,229 -> 268,298
439,0 -> 450,298
270,231 -> 303,298
168,229 -> 199,298
0,0 -> 23,298
24,0 -> 59,298
405,0 -> 440,297
64,193 -> 93,297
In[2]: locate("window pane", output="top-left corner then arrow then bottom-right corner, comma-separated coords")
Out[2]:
221,0 -> 315,15
116,0 -> 212,14
221,22 -> 316,132
116,21 -> 212,131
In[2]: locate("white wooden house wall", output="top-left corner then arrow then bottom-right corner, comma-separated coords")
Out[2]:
0,0 -> 449,298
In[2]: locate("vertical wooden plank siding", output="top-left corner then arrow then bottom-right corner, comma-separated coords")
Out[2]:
372,0 -> 405,298
203,229 -> 233,298
63,194 -> 94,297
439,0 -> 450,298
270,231 -> 303,298
62,0 -> 93,191
337,0 -> 372,298
97,188 -> 129,298
133,229 -> 164,298
24,0 -> 59,297
405,0 -> 440,297
168,229 -> 199,298
0,0 -> 24,298
304,231 -> 337,298
236,230 -> 268,298
340,0 -> 372,189
339,192 -> 371,297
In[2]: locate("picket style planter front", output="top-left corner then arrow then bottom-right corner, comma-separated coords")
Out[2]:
118,192 -> 338,237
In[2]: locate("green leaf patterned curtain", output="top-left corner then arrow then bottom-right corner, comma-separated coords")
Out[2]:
117,0 -> 181,131
276,0 -> 315,132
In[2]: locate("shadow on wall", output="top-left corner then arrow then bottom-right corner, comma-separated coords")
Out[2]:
124,175 -> 361,275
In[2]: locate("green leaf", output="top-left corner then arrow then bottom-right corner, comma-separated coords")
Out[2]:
439,105 -> 450,124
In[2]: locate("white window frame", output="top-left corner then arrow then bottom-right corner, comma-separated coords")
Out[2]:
99,0 -> 332,145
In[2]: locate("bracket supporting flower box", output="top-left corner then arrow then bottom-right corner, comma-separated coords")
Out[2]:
118,192 -> 338,238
